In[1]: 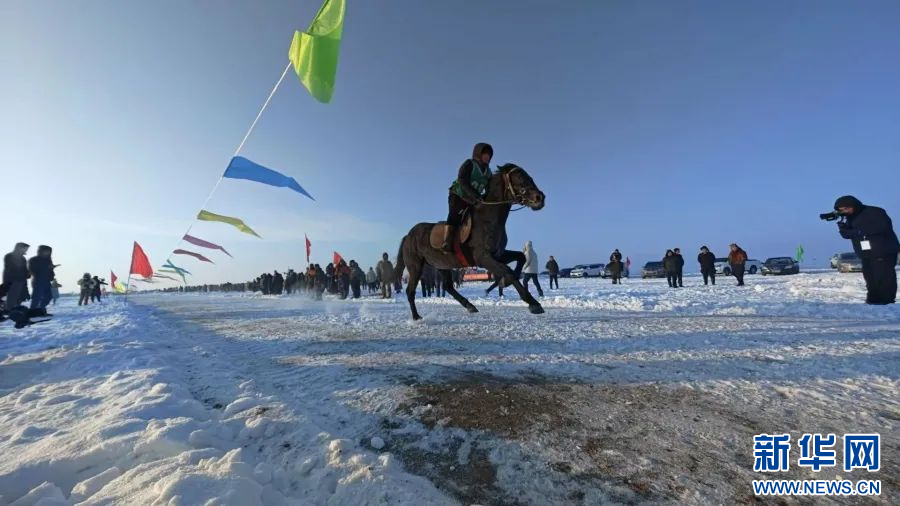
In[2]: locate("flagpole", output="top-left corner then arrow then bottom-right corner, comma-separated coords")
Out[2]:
162,61 -> 294,268
124,246 -> 135,301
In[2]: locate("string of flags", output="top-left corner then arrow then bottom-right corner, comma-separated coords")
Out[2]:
118,0 -> 345,292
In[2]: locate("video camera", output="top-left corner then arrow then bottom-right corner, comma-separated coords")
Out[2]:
819,211 -> 842,222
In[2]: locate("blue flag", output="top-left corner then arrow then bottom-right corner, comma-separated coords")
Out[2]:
223,156 -> 315,200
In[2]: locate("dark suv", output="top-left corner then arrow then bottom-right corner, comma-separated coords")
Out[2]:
641,261 -> 666,279
761,257 -> 800,276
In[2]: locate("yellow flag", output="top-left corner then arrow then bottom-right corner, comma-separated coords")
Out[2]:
288,0 -> 345,103
197,210 -> 262,238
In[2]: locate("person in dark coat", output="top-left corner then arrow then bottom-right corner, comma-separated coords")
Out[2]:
285,269 -> 296,295
315,264 -> 327,300
27,245 -> 54,316
663,249 -> 679,288
608,250 -> 624,285
834,195 -> 899,304
673,248 -> 685,287
91,276 -> 107,302
3,242 -> 30,311
273,271 -> 284,295
444,143 -> 493,251
349,260 -> 363,299
545,255 -> 560,290
728,243 -> 748,286
698,246 -> 716,286
435,266 -> 446,297
420,263 -> 434,298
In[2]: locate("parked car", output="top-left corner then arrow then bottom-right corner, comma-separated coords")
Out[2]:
830,253 -> 840,269
641,261 -> 666,279
601,264 -> 630,278
570,263 -> 605,278
715,257 -> 762,275
761,257 -> 800,275
835,252 -> 863,273
559,267 -> 573,278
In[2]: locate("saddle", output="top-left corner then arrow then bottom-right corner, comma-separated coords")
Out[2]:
430,214 -> 473,250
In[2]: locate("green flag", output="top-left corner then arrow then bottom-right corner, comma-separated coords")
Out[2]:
795,245 -> 805,262
197,210 -> 262,238
288,0 -> 345,103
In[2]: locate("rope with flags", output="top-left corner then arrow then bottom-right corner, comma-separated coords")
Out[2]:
120,0 -> 346,291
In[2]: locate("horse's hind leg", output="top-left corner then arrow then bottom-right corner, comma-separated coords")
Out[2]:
441,269 -> 477,313
406,257 -> 425,320
497,250 -> 525,287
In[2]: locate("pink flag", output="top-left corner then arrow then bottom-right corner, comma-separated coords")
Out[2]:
173,249 -> 215,264
182,234 -> 232,257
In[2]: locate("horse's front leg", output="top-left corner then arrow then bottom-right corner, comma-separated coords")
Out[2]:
478,253 -> 544,314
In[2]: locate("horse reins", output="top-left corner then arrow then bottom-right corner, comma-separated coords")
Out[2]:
480,167 -> 530,210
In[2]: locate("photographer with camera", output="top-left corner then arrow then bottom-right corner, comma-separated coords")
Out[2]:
826,195 -> 898,304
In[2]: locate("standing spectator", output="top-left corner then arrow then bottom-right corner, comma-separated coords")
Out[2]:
834,195 -> 899,304
608,250 -> 624,285
728,243 -> 748,286
522,241 -> 544,297
366,267 -> 378,294
77,273 -> 94,306
325,263 -> 335,294
546,255 -> 560,290
2,242 -> 30,311
698,246 -> 716,286
673,248 -> 685,287
28,245 -> 54,317
335,260 -> 350,299
51,279 -> 62,305
273,271 -> 285,295
421,264 -> 434,298
663,249 -> 679,289
91,276 -> 104,302
435,268 -> 446,297
315,264 -> 327,300
349,260 -> 363,299
377,253 -> 394,299
285,269 -> 296,295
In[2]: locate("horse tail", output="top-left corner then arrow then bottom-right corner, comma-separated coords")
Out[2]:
394,235 -> 407,281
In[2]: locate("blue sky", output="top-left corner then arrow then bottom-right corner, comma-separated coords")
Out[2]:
2,0 -> 899,288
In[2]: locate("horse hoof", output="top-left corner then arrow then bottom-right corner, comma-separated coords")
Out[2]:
412,314 -> 423,321
528,304 -> 545,315
467,305 -> 479,313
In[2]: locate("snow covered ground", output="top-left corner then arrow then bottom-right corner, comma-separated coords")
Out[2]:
1,271 -> 898,505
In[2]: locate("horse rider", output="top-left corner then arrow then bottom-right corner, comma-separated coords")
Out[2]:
444,142 -> 493,251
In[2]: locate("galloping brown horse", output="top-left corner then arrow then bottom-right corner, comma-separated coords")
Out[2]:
395,164 -> 546,320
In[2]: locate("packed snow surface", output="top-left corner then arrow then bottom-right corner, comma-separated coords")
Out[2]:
1,271 -> 897,504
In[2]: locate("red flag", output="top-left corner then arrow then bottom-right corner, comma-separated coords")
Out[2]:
130,242 -> 153,278
111,271 -> 118,287
333,251 -> 343,265
305,235 -> 312,264
173,248 -> 215,263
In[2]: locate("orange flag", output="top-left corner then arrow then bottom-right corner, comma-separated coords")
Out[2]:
333,251 -> 343,265
130,242 -> 153,278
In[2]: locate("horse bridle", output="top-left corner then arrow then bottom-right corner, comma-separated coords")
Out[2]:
482,167 -> 531,208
